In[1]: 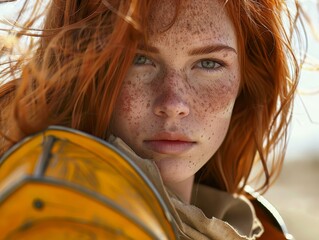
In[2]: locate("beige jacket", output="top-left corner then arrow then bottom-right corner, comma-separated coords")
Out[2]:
109,136 -> 264,240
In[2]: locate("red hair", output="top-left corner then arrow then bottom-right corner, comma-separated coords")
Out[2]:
0,0 -> 303,193
198,0 -> 303,193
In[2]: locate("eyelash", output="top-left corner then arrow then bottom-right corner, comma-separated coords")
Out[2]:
193,59 -> 225,72
133,54 -> 226,72
133,54 -> 155,66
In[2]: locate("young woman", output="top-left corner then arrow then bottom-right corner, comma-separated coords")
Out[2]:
0,0 -> 303,239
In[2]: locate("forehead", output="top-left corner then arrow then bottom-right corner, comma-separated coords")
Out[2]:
147,0 -> 236,48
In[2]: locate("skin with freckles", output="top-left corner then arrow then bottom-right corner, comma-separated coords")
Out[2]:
110,0 -> 240,203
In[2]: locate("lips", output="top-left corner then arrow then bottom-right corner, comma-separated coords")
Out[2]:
144,132 -> 196,154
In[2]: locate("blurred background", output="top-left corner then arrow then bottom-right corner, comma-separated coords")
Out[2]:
264,1 -> 319,239
1,0 -> 319,239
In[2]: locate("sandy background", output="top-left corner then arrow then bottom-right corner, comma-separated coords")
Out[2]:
264,2 -> 319,239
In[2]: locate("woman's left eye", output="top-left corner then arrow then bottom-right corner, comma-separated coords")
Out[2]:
194,59 -> 223,70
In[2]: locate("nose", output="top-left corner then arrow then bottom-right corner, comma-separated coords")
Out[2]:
153,73 -> 190,119
153,94 -> 190,118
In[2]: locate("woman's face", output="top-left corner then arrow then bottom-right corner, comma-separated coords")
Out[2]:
110,0 -> 240,185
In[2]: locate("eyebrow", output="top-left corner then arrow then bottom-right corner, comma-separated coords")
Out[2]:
137,43 -> 237,55
188,44 -> 237,56
137,43 -> 160,54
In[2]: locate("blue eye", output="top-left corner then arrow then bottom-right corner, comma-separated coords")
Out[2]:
133,54 -> 154,66
195,59 -> 222,71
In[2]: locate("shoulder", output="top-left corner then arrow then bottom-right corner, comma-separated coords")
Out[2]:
244,186 -> 294,240
192,184 -> 263,238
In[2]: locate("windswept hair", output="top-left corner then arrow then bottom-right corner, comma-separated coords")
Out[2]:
0,0 -> 304,193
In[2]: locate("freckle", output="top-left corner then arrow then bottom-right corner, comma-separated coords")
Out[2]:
187,22 -> 191,31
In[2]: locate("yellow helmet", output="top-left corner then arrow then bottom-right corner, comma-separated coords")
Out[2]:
0,126 -> 177,240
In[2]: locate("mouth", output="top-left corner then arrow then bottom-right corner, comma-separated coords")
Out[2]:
144,132 -> 196,155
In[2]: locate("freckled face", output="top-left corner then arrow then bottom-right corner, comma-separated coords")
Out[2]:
110,0 -> 240,185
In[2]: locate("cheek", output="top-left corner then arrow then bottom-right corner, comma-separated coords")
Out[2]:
112,81 -> 149,137
193,73 -> 240,118
116,86 -> 132,119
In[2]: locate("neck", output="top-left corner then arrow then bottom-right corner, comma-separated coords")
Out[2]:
165,175 -> 195,203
